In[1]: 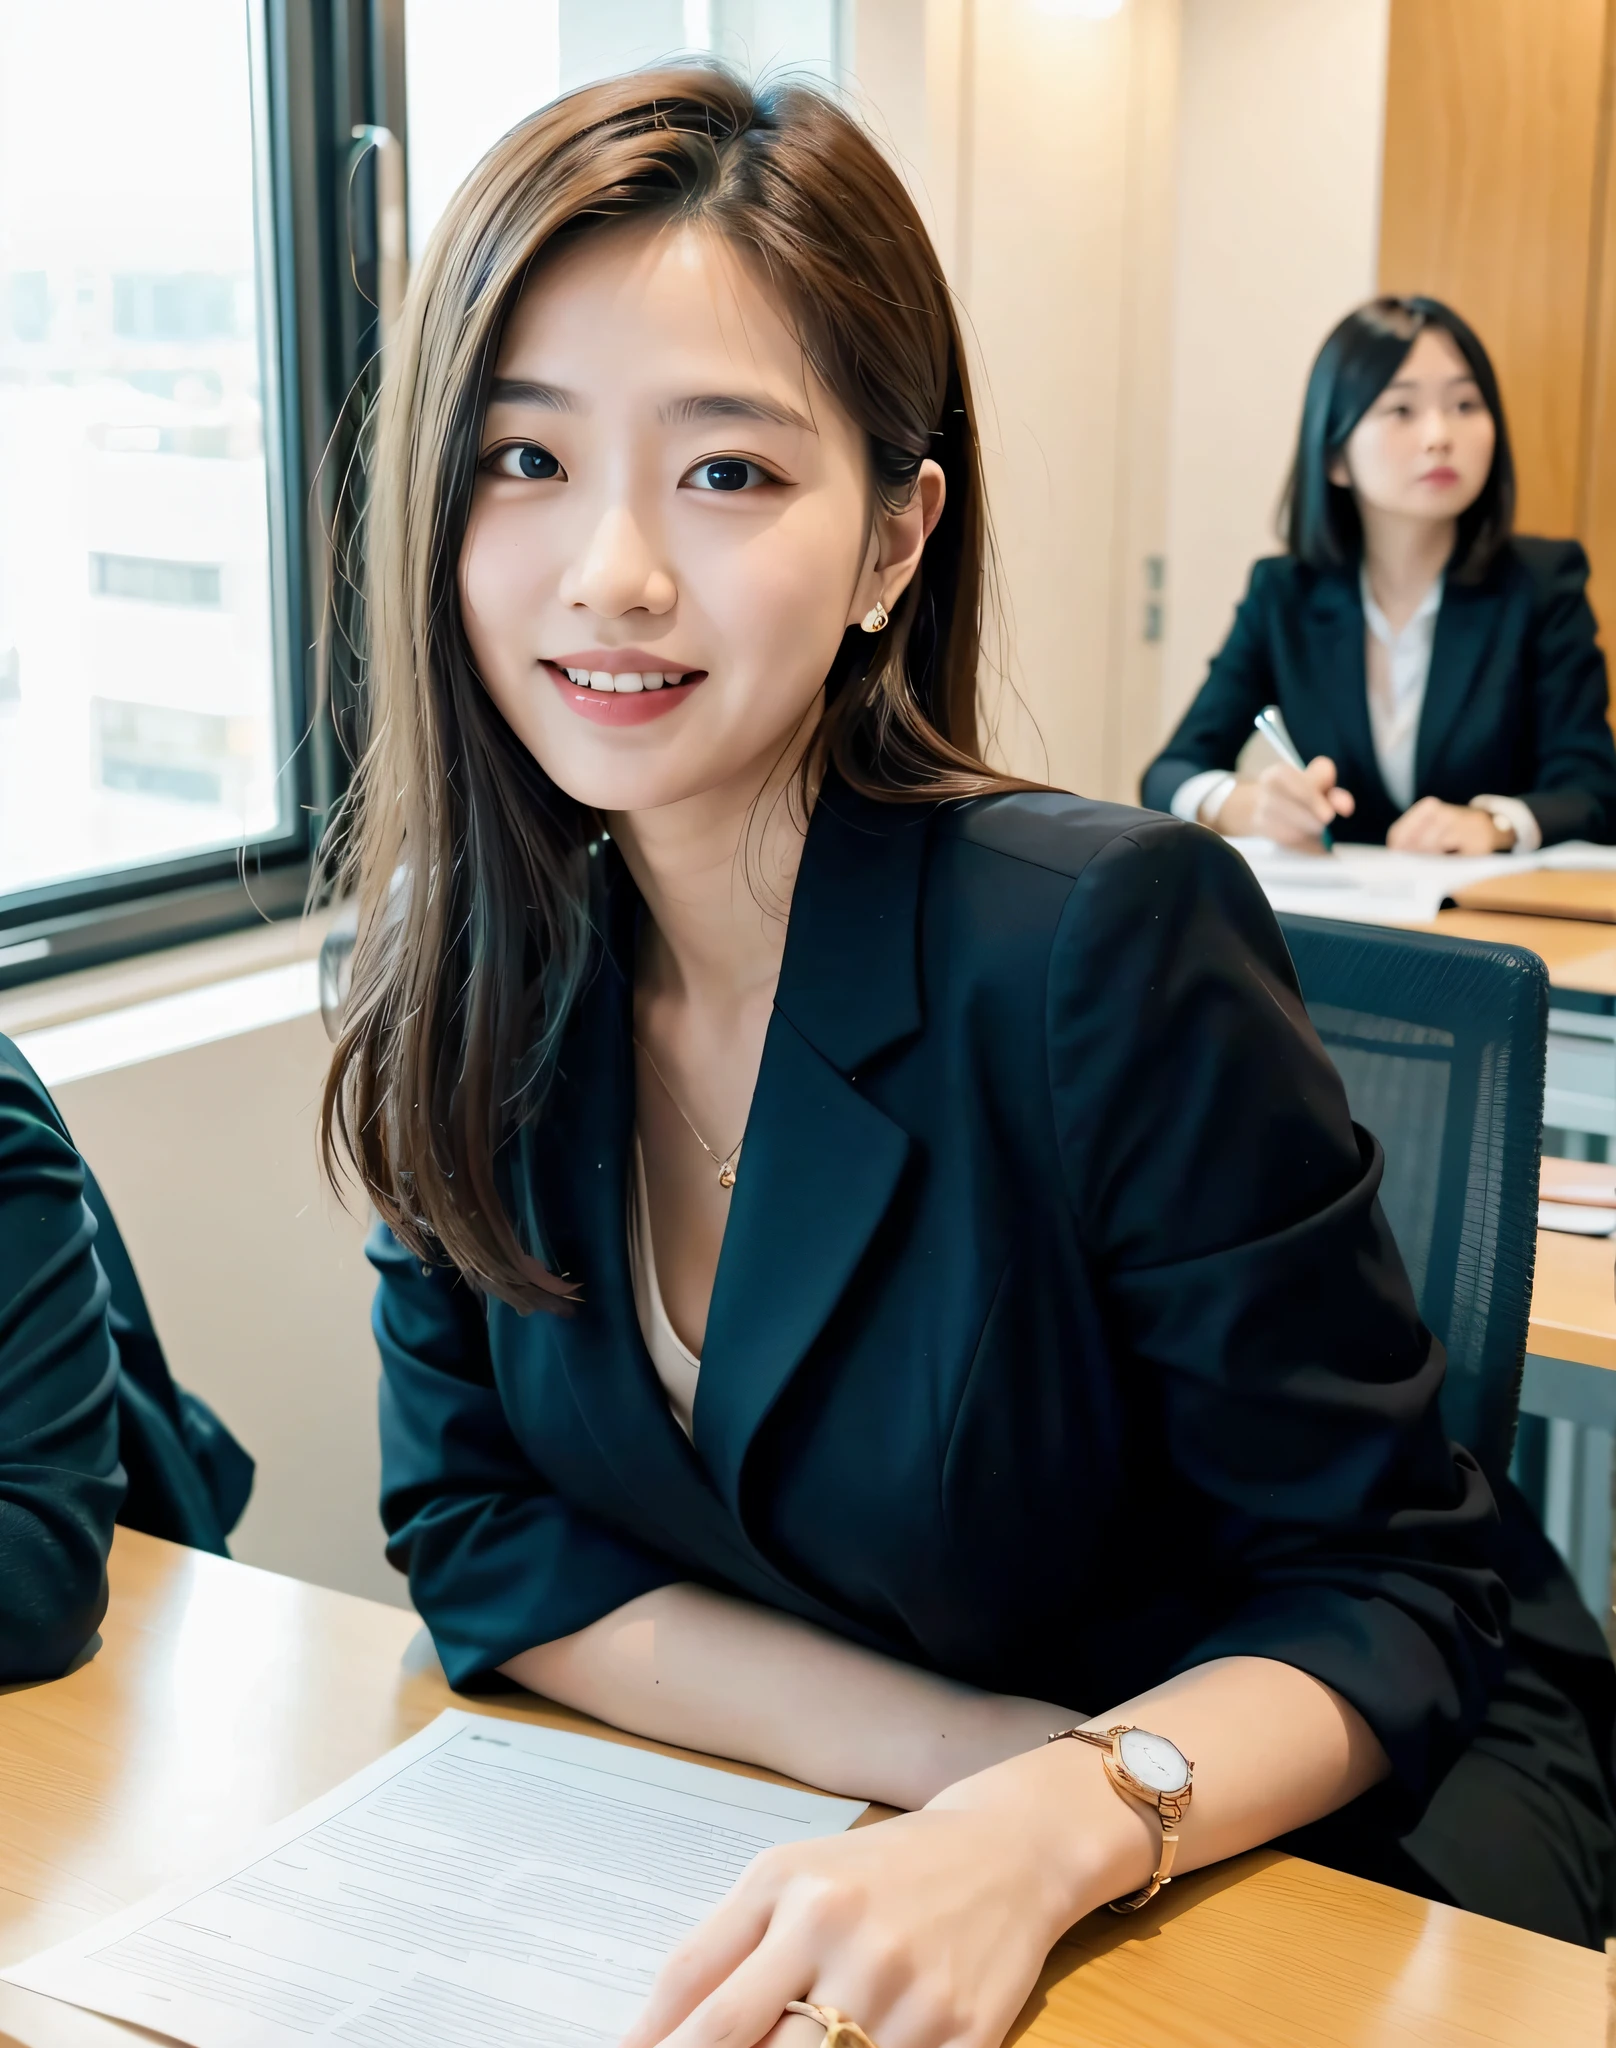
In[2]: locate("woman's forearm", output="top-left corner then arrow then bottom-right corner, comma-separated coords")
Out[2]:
934,1650 -> 1391,1916
508,1587 -> 1390,1927
608,1641 -> 1394,2048
500,1581 -> 1068,1809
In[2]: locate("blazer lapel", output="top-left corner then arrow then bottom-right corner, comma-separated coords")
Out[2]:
694,779 -> 930,1519
1415,576 -> 1501,790
1304,572 -> 1390,811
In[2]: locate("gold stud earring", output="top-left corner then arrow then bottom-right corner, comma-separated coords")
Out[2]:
860,599 -> 890,634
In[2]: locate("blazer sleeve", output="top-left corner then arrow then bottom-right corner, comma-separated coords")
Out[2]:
1047,820 -> 1506,1807
0,1045 -> 125,1683
371,1221 -> 684,1686
1140,559 -> 1283,814
1516,539 -> 1616,845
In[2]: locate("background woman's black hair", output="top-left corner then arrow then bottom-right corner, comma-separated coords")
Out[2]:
1282,295 -> 1516,584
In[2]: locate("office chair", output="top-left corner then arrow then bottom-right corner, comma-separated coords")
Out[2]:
1277,914 -> 1547,1483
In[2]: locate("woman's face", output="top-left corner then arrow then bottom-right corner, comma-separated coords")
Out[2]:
1329,327 -> 1496,527
459,222 -> 942,816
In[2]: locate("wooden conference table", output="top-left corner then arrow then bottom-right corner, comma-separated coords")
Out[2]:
0,1531 -> 1602,2048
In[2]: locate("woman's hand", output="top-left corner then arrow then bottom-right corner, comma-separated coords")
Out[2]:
1212,757 -> 1355,848
621,1814 -> 1092,2048
1387,796 -> 1511,854
621,1743 -> 1153,2048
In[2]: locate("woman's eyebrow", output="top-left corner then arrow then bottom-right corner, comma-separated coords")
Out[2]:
487,377 -> 574,411
661,392 -> 816,432
1382,372 -> 1480,394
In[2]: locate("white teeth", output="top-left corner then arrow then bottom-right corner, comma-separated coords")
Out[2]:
558,663 -> 689,691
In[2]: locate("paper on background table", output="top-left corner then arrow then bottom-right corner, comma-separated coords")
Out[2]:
1539,1200 -> 1616,1237
2,1709 -> 865,2048
1227,838 -> 1616,926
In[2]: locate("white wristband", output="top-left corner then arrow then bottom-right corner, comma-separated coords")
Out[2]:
1469,795 -> 1541,852
1170,769 -> 1238,827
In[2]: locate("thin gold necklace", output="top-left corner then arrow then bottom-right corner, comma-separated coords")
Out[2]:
633,1035 -> 744,1189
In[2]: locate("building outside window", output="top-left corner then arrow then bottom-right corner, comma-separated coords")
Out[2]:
0,0 -> 290,924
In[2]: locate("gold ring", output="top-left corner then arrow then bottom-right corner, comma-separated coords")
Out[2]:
784,2003 -> 880,2048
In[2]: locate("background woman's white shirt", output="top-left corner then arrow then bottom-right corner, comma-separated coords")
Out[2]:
1167,571 -> 1541,849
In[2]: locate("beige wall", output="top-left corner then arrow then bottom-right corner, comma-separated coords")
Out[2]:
1161,0 -> 1390,736
851,0 -> 1390,799
849,0 -> 1180,801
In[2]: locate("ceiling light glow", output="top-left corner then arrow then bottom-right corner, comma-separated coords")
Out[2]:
1033,0 -> 1128,18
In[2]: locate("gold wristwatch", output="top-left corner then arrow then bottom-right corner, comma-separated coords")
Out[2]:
1047,1723 -> 1194,1912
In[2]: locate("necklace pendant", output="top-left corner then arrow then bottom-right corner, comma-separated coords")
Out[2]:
718,1163 -> 736,1190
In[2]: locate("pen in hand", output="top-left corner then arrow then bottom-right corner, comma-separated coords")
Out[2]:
1253,705 -> 1340,851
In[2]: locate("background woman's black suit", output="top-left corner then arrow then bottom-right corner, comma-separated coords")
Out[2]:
372,778 -> 1611,1943
1142,538 -> 1616,844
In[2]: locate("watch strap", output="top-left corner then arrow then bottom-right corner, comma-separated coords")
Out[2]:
1050,1725 -> 1116,1753
1048,1724 -> 1191,1913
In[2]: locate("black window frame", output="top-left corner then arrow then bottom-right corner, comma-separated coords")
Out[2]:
0,0 -> 405,994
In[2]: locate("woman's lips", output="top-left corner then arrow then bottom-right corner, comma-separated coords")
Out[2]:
1420,467 -> 1460,486
543,660 -> 706,725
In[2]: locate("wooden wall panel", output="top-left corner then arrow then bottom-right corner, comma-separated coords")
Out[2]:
1579,22 -> 1616,646
1379,0 -> 1609,537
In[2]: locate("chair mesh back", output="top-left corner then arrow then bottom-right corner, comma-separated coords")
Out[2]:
1277,915 -> 1547,1480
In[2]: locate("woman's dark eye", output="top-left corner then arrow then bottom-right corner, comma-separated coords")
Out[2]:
490,442 -> 562,480
685,457 -> 769,492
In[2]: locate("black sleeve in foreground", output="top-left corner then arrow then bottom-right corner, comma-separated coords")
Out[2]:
1047,820 -> 1506,1808
0,1044 -> 124,1683
1140,559 -> 1282,813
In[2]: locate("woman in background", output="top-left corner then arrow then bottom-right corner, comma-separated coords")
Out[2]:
1141,297 -> 1616,851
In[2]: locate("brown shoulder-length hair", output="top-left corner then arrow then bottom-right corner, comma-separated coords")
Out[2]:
321,64 -> 1014,1311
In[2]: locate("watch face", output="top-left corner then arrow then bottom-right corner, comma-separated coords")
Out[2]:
1118,1728 -> 1191,1794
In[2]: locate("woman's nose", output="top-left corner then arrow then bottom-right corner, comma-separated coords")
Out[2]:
562,502 -> 676,618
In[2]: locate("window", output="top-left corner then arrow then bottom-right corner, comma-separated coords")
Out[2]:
0,1 -> 294,937
0,0 -> 393,987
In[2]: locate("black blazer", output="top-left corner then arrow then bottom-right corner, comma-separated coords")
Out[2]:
0,1036 -> 122,1681
1141,537 -> 1616,845
375,780 -> 1505,1812
0,1036 -> 254,1681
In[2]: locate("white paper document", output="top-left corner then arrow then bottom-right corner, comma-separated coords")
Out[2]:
2,1710 -> 866,2048
1228,838 -> 1616,927
1539,1199 -> 1616,1237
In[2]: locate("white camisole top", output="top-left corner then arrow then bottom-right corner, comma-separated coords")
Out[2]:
627,1132 -> 701,1439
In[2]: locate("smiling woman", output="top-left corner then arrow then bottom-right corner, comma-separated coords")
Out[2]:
325,67 -> 994,1312
321,66 -> 1610,2048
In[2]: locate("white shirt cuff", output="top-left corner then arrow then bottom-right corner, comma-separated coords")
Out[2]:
1469,795 -> 1542,853
1170,769 -> 1238,827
